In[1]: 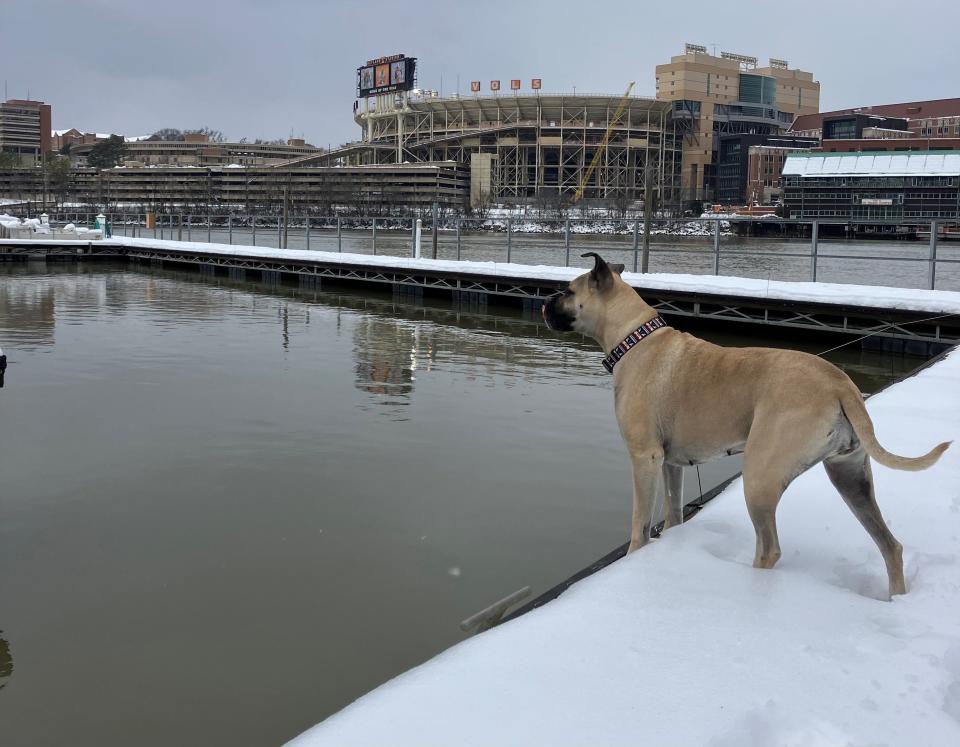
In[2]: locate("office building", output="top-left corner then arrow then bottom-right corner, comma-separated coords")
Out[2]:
0,99 -> 52,164
655,44 -> 819,203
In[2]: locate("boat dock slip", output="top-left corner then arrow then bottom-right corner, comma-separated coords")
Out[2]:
285,350 -> 960,747
3,236 -> 960,346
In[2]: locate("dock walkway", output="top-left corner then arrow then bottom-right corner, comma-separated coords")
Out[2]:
286,349 -> 960,747
3,236 -> 960,345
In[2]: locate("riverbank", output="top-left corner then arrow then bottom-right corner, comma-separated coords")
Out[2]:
287,348 -> 960,747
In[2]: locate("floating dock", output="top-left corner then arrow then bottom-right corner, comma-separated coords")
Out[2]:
3,236 -> 960,348
285,349 -> 960,747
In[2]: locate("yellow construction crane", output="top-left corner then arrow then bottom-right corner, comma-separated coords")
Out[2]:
572,81 -> 635,204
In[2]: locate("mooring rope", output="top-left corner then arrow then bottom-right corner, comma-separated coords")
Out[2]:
816,312 -> 959,356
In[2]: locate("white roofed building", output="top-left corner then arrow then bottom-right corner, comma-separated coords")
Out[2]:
782,150 -> 960,224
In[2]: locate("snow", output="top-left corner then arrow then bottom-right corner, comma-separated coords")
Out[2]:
479,206 -> 730,235
785,151 -> 960,178
480,218 -> 730,236
1,233 -> 959,314
287,350 -> 960,747
0,215 -> 100,238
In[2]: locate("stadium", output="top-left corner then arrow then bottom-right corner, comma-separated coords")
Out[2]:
286,55 -> 687,210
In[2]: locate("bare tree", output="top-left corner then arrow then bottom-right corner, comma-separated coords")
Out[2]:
610,188 -> 631,220
185,127 -> 226,143
149,128 -> 184,142
44,154 -> 73,211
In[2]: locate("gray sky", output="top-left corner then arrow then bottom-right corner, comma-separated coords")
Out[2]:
4,0 -> 958,147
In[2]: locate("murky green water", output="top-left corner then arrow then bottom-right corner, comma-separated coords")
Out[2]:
0,263 -> 919,746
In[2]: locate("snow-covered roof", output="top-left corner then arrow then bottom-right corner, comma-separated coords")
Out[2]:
784,150 -> 960,178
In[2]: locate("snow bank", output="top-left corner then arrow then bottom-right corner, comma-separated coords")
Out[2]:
0,217 -> 99,239
481,217 -> 730,236
110,237 -> 960,315
287,350 -> 960,747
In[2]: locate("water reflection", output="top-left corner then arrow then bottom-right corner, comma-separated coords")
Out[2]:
0,633 -> 12,690
0,276 -> 56,346
350,302 -> 604,398
353,315 -> 417,407
0,263 -> 921,411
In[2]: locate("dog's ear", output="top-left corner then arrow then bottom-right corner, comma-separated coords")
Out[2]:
581,252 -> 618,290
609,263 -> 625,275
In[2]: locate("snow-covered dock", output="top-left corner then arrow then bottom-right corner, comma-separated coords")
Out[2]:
287,349 -> 960,747
3,236 -> 960,344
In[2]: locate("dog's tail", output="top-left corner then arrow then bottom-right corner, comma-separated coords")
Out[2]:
839,384 -> 950,471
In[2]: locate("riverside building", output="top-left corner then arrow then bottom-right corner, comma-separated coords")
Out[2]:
782,151 -> 960,223
655,44 -> 820,204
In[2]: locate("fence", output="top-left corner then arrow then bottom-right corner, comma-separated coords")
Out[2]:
35,212 -> 960,291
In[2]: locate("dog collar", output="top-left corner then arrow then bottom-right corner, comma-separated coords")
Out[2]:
602,316 -> 668,373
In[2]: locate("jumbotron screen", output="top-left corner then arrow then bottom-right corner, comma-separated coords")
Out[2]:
357,54 -> 417,97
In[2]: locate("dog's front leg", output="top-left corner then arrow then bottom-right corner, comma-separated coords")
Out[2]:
627,447 -> 664,552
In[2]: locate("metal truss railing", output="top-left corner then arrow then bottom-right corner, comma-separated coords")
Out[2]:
16,212 -> 960,296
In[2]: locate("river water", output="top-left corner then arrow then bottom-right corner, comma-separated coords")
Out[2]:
109,223 -> 960,291
0,263 -> 921,746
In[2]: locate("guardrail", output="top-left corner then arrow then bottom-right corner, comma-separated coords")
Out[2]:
31,213 -> 960,291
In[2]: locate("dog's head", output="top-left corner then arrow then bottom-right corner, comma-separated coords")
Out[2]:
542,253 -> 625,335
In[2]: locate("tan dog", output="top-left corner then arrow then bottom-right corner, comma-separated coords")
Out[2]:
543,253 -> 950,598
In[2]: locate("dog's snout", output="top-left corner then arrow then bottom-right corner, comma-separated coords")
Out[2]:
541,293 -> 575,332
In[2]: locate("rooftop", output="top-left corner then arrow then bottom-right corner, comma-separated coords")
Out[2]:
790,98 -> 960,133
783,150 -> 960,177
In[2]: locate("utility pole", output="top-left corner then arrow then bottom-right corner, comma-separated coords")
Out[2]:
282,184 -> 289,249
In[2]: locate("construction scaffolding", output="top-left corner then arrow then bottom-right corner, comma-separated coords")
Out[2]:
344,93 -> 684,210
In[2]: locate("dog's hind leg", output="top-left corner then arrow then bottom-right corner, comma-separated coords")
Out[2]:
742,442 -> 799,570
823,447 -> 906,598
662,463 -> 684,530
742,408 -> 838,570
744,492 -> 783,570
627,447 -> 664,552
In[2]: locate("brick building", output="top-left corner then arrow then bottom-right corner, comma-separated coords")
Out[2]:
716,134 -> 817,204
789,98 -> 960,140
0,99 -> 52,164
745,145 -> 817,205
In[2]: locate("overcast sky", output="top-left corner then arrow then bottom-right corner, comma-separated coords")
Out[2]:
3,0 -> 958,147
